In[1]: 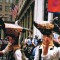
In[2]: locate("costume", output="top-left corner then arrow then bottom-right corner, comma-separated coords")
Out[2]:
33,21 -> 59,60
34,44 -> 57,60
42,47 -> 60,60
2,43 -> 22,60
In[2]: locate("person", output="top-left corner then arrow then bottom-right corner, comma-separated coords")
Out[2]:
0,34 -> 22,60
32,35 -> 38,47
0,39 -> 7,60
36,20 -> 60,60
33,21 -> 57,60
34,34 -> 57,60
52,31 -> 59,40
23,35 -> 33,60
32,39 -> 42,60
42,37 -> 60,60
53,35 -> 60,47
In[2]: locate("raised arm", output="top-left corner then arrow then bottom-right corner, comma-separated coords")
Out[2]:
43,37 -> 50,55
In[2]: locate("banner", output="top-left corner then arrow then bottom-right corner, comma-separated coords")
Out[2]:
48,0 -> 60,12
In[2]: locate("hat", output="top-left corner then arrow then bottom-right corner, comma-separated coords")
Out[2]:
33,19 -> 60,35
33,21 -> 54,35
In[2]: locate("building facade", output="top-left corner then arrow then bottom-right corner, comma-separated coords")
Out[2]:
18,0 -> 60,39
0,0 -> 18,39
0,0 -> 16,22
18,0 -> 34,39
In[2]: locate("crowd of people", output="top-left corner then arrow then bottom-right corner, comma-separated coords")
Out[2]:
23,32 -> 60,60
0,17 -> 60,60
1,30 -> 60,60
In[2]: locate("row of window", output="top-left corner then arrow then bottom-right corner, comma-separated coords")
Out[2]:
0,14 -> 12,21
5,15 -> 12,21
0,5 -> 11,11
0,0 -> 14,3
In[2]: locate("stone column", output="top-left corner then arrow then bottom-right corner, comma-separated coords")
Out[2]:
33,0 -> 44,38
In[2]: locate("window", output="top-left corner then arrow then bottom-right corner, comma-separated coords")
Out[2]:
5,14 -> 12,21
5,6 -> 10,11
5,0 -> 14,3
5,0 -> 9,3
10,0 -> 13,3
0,5 -> 2,11
9,15 -> 12,21
5,14 -> 8,21
0,0 -> 2,3
10,6 -> 11,11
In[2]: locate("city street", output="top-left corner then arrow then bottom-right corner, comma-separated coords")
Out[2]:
0,0 -> 60,60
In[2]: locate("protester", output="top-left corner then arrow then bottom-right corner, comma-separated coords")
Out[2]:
32,35 -> 38,47
42,37 -> 60,60
0,34 -> 22,60
33,21 -> 60,60
33,21 -> 57,60
52,31 -> 59,40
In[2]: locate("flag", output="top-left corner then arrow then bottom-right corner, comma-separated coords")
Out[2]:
48,0 -> 60,12
11,3 -> 18,18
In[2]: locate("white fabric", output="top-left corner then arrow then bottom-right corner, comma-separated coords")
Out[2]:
34,45 -> 43,60
42,47 -> 60,60
32,38 -> 34,43
34,45 -> 57,60
24,38 -> 27,43
14,49 -> 22,60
